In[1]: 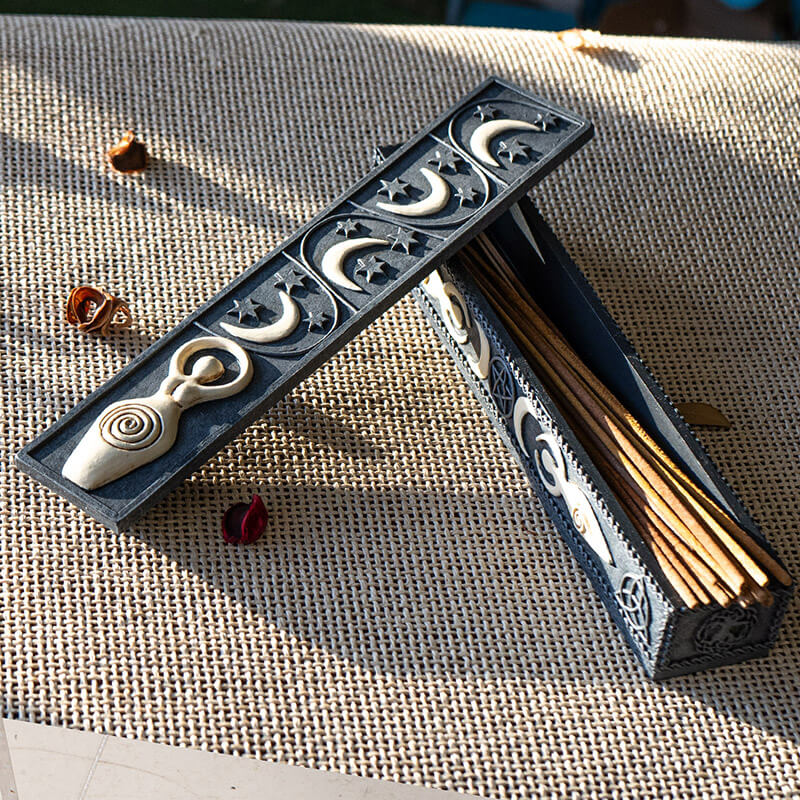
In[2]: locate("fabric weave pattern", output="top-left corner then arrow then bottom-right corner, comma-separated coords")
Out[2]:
1,16 -> 798,799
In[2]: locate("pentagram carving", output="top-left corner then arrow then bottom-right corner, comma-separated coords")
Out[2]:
694,606 -> 758,655
488,357 -> 515,419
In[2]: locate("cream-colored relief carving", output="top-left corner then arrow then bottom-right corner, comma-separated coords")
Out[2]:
62,337 -> 253,490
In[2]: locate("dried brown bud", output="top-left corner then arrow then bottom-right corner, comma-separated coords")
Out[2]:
66,286 -> 132,336
106,130 -> 148,173
557,28 -> 603,50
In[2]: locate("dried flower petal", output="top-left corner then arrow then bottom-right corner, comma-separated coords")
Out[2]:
557,28 -> 603,50
65,285 -> 132,336
107,130 -> 148,173
676,402 -> 732,429
222,495 -> 268,545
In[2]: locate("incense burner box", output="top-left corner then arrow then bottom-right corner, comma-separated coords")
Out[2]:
17,76 -> 791,679
18,77 -> 592,532
410,197 -> 793,679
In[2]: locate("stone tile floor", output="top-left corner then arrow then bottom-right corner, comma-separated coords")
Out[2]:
0,718 -> 468,800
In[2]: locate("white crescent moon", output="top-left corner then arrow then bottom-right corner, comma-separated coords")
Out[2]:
219,290 -> 300,343
467,323 -> 490,380
321,237 -> 389,293
535,433 -> 613,566
376,168 -> 450,217
513,395 -> 537,457
469,119 -> 540,167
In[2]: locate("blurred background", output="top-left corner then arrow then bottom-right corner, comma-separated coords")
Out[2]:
0,0 -> 797,39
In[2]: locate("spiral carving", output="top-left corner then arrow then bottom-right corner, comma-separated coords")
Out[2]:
99,403 -> 163,451
571,506 -> 589,535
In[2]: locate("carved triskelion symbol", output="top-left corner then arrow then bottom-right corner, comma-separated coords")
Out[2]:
531,430 -> 615,566
616,573 -> 650,636
61,336 -> 253,490
694,606 -> 758,655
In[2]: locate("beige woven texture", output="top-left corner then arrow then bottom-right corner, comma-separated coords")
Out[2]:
1,15 -> 799,799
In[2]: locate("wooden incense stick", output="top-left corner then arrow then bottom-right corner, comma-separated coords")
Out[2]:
466,254 -> 771,604
454,233 -> 787,608
469,234 -> 790,588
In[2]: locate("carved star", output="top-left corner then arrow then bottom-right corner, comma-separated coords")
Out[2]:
428,148 -> 462,173
498,137 -> 532,163
535,111 -> 559,131
274,269 -> 307,294
335,218 -> 360,237
388,227 -> 419,254
455,186 -> 478,207
227,296 -> 263,323
473,104 -> 499,122
306,309 -> 330,332
355,254 -> 387,282
378,177 -> 411,201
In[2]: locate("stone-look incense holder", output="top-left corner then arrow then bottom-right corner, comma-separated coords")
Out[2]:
17,77 -> 592,533
409,195 -> 793,679
18,77 -> 791,677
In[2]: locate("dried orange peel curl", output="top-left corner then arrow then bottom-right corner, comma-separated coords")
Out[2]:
66,285 -> 132,336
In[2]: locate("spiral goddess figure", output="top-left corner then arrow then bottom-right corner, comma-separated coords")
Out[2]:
62,336 -> 253,490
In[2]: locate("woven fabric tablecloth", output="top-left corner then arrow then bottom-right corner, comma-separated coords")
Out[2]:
1,15 -> 799,799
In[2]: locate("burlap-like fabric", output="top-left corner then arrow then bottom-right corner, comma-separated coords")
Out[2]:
1,15 -> 798,798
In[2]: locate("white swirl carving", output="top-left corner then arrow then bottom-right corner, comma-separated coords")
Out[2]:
534,432 -> 614,566
421,269 -> 489,377
99,403 -> 163,451
62,336 -> 253,491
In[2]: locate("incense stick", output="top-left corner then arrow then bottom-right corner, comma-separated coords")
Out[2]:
455,233 -> 787,608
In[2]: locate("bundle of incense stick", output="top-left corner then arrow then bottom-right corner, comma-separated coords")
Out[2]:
457,233 -> 791,609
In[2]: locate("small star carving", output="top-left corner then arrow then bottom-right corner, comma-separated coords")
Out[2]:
335,218 -> 360,237
389,228 -> 419,254
306,309 -> 330,332
428,148 -> 462,173
355,254 -> 387,282
274,269 -> 307,294
473,104 -> 499,122
498,137 -> 532,163
378,177 -> 411,201
535,111 -> 558,131
455,186 -> 478,207
227,296 -> 263,323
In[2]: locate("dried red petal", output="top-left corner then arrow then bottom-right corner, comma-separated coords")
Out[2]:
222,494 -> 268,545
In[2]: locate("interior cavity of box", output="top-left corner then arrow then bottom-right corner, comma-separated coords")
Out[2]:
483,202 -> 749,528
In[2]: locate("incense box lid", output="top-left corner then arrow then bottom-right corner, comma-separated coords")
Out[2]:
17,77 -> 592,531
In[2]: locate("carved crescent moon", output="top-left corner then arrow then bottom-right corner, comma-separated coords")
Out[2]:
321,237 -> 389,293
469,119 -> 540,167
220,290 -> 300,343
376,168 -> 450,217
513,395 -> 537,457
467,323 -> 490,380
